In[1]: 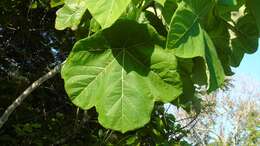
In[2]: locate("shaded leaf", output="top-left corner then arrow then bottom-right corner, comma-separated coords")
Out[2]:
192,58 -> 207,85
233,14 -> 259,54
215,0 -> 244,22
172,59 -> 202,113
230,39 -> 245,67
166,0 -> 224,92
203,31 -> 225,92
208,20 -> 233,76
145,10 -> 167,36
218,0 -> 237,6
230,14 -> 259,67
162,0 -> 178,25
247,0 -> 260,34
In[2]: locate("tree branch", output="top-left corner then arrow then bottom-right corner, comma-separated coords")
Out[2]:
0,63 -> 62,129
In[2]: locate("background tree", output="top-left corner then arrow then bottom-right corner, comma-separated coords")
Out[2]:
174,77 -> 260,146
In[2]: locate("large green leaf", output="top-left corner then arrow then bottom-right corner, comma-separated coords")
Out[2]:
62,20 -> 182,132
247,0 -> 260,35
55,0 -> 88,30
233,14 -> 259,54
166,0 -> 214,57
86,0 -> 131,29
166,0 -> 225,92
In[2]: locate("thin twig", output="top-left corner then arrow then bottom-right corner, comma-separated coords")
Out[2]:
0,63 -> 62,129
104,130 -> 113,143
176,115 -> 197,122
179,114 -> 199,130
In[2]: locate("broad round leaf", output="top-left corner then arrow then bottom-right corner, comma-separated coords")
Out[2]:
62,20 -> 182,132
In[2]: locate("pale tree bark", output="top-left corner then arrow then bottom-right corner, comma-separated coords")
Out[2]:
0,64 -> 62,129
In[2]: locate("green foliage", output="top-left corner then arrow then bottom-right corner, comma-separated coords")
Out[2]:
0,0 -> 193,145
86,0 -> 132,29
161,0 -> 178,25
1,1 -> 259,145
54,0 -> 260,132
166,0 -> 225,91
55,0 -> 88,30
154,0 -> 166,6
247,0 -> 260,35
62,20 -> 182,132
50,0 -> 64,8
218,0 -> 237,6
0,0 -> 195,145
230,14 -> 259,67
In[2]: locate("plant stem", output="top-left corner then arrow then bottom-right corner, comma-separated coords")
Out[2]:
0,63 -> 62,129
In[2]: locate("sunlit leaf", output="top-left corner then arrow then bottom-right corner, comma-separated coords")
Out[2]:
155,0 -> 166,6
86,0 -> 131,29
55,0 -> 88,30
62,20 -> 182,132
166,0 -> 214,57
50,0 -> 64,8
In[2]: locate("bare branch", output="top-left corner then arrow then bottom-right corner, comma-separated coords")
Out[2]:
0,64 -> 62,129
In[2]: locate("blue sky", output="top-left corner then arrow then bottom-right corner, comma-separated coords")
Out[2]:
167,39 -> 260,141
213,40 -> 260,139
233,39 -> 260,83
